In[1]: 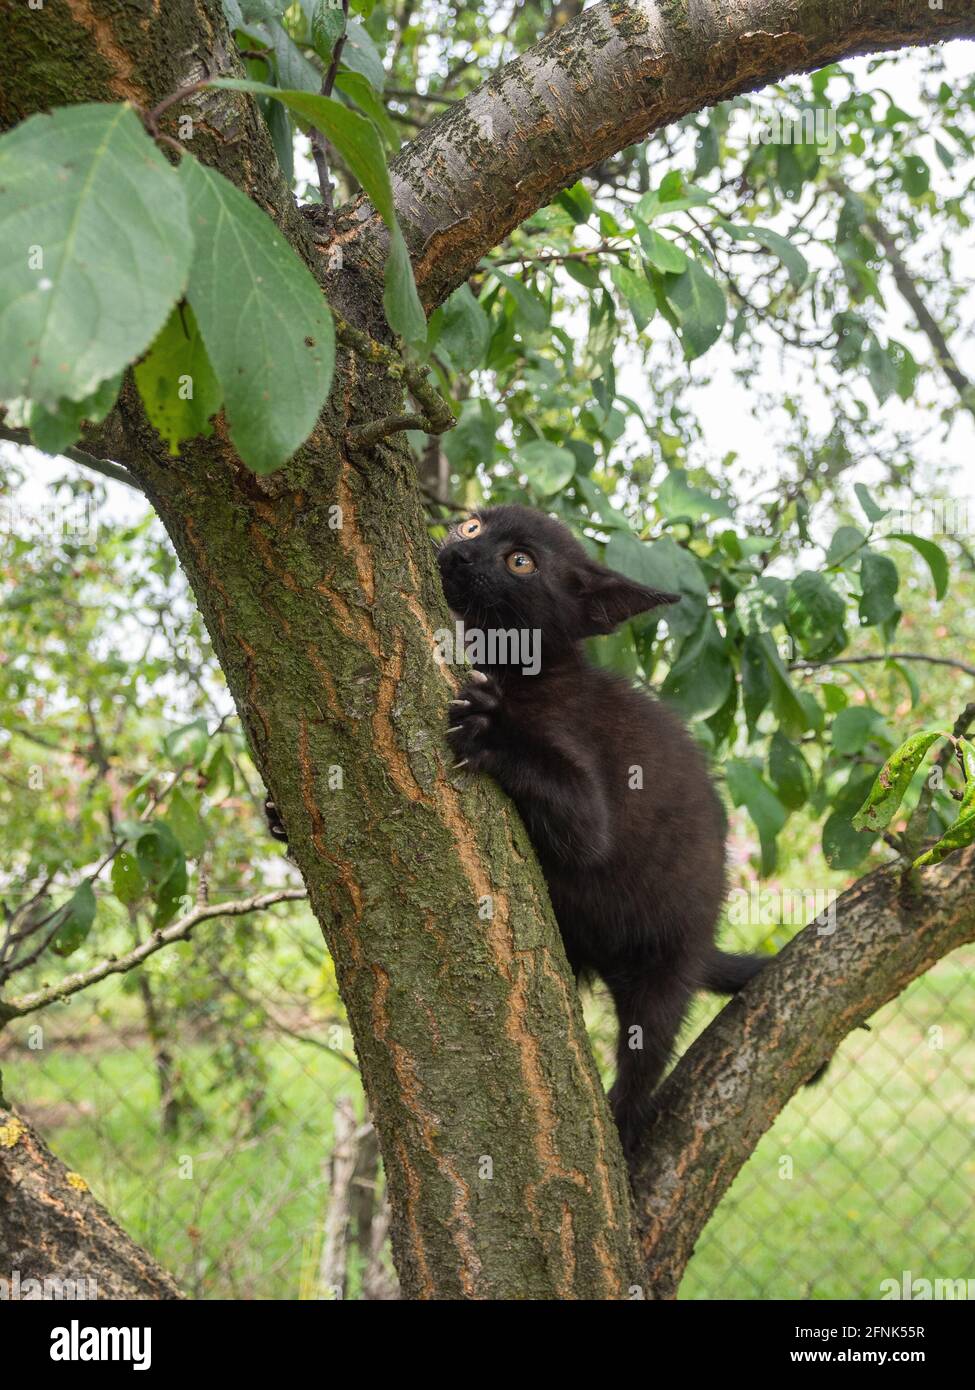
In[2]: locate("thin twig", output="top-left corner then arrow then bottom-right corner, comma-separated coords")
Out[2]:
311,0 -> 350,211
791,652 -> 975,679
0,890 -> 307,1023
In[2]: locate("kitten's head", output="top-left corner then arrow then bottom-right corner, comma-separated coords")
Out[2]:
436,504 -> 679,652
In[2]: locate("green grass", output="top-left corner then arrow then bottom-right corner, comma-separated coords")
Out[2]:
3,953 -> 972,1299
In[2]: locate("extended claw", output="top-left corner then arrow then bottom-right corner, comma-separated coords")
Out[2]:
469,670 -> 489,685
450,699 -> 471,708
453,759 -> 468,769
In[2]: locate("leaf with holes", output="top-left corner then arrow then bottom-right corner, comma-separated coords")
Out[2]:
852,728 -> 947,832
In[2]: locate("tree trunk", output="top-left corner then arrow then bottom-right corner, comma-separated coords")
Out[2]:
2,0 -> 973,1301
0,1103 -> 183,1299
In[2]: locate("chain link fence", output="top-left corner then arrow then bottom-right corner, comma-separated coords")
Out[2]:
1,892 -> 971,1300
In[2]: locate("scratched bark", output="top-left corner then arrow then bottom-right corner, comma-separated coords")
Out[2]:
1,0 -> 972,1300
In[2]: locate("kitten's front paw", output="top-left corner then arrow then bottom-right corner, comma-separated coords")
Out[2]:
446,671 -> 501,771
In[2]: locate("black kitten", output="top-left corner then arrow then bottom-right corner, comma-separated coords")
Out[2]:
438,504 -> 766,1160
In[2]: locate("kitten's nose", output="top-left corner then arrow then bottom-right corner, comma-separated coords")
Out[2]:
442,545 -> 473,570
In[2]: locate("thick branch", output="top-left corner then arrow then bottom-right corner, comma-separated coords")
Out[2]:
0,1106 -> 183,1298
345,0 -> 975,309
630,846 -> 975,1298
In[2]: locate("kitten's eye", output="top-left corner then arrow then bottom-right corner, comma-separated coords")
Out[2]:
505,551 -> 536,575
458,517 -> 482,538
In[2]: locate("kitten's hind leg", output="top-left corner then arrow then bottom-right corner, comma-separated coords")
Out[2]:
606,970 -> 692,1162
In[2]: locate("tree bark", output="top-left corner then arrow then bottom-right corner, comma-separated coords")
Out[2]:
2,0 -> 973,1301
0,1104 -> 183,1299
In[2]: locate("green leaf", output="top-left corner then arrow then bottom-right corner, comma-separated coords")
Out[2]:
726,759 -> 787,874
913,807 -> 975,868
832,706 -> 884,755
431,284 -> 489,370
635,224 -> 687,274
610,262 -> 656,332
851,728 -> 947,832
384,226 -> 427,344
865,334 -> 899,405
0,103 -> 191,406
134,303 -> 222,455
342,17 -> 386,91
721,220 -> 809,290
311,0 -> 346,58
253,19 -> 321,91
826,524 -> 867,568
28,373 -> 121,455
153,853 -> 189,929
334,71 -> 400,150
163,717 -> 210,766
164,786 -> 207,859
661,620 -> 732,721
858,548 -> 900,627
661,258 -> 726,360
516,439 -> 575,496
489,268 -> 549,331
742,632 -> 772,736
51,881 -> 97,958
854,481 -> 888,524
202,744 -> 236,803
178,155 -> 335,473
442,397 -> 499,469
111,850 -> 145,906
757,632 -> 808,737
886,532 -> 949,601
823,770 -> 879,869
900,155 -> 930,197
768,730 -> 810,810
788,571 -> 847,658
134,822 -> 182,884
657,467 -> 731,521
556,183 -> 594,224
212,80 -> 424,342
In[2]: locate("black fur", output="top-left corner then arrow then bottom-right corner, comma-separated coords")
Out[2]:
438,504 -> 767,1159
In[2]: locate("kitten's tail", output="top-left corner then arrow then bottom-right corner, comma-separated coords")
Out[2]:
701,948 -> 767,994
704,948 -> 833,1084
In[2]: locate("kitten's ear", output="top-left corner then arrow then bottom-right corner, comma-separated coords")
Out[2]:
576,565 -> 680,637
